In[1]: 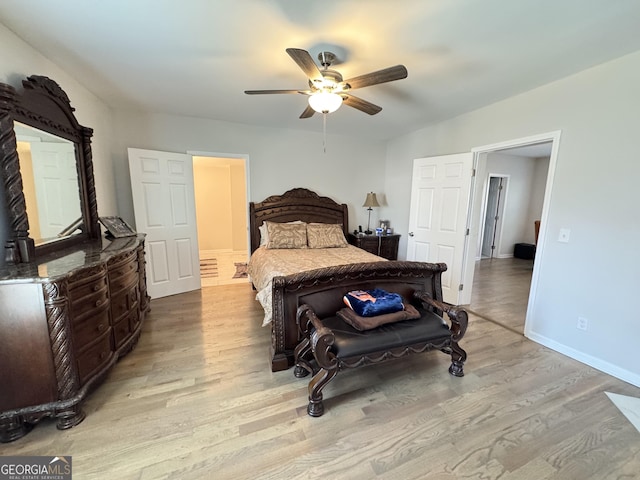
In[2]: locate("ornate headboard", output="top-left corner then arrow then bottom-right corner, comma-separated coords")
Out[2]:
249,188 -> 349,253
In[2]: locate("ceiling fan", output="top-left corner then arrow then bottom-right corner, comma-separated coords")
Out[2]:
244,48 -> 408,118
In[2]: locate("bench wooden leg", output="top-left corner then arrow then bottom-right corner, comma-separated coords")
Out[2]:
294,336 -> 313,378
448,341 -> 467,377
308,368 -> 337,417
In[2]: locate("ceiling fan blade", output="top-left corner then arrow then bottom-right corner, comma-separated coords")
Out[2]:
299,104 -> 316,119
342,94 -> 382,115
341,65 -> 408,90
244,89 -> 308,95
286,48 -> 324,83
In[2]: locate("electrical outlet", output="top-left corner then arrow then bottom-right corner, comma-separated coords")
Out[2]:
577,316 -> 588,331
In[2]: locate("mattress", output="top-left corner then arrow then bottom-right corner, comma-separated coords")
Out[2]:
248,245 -> 384,326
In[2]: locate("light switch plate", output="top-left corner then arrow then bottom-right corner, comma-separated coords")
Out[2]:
558,228 -> 570,243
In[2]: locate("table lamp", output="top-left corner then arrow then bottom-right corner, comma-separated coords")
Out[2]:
363,192 -> 380,234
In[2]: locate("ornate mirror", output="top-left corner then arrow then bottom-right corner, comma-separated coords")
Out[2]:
0,75 -> 100,263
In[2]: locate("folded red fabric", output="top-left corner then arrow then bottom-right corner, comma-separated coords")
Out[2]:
337,303 -> 422,331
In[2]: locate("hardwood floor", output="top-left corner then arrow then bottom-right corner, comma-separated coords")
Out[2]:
467,257 -> 534,333
3,283 -> 640,479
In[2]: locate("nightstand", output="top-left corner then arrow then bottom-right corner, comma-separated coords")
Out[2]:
347,233 -> 400,260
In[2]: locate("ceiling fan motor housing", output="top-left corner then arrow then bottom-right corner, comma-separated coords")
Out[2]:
309,69 -> 344,92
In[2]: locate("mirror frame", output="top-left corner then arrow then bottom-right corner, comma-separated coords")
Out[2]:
0,75 -> 100,263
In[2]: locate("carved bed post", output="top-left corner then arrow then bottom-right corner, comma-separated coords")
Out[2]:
270,276 -> 290,371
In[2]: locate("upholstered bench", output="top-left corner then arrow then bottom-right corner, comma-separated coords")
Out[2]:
294,290 -> 468,417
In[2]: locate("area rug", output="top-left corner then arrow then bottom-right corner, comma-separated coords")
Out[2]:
200,258 -> 218,278
233,262 -> 248,278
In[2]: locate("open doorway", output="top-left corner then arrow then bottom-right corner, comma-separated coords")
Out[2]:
465,136 -> 556,334
192,155 -> 250,287
480,175 -> 508,259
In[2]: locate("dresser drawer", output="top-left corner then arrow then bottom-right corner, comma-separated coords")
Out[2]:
358,236 -> 379,251
108,250 -> 137,273
107,248 -> 137,269
76,331 -> 114,385
109,264 -> 138,294
71,307 -> 111,351
68,274 -> 108,301
112,314 -> 133,349
378,236 -> 400,260
70,287 -> 109,323
67,264 -> 107,290
129,302 -> 141,331
111,286 -> 139,323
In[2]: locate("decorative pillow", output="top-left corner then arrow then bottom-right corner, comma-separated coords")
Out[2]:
259,220 -> 305,246
306,223 -> 348,248
265,221 -> 307,249
337,304 -> 422,331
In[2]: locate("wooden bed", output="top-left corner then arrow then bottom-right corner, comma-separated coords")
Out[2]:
249,187 -> 349,253
249,188 -> 446,371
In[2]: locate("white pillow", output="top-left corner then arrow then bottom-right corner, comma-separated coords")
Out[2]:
259,220 -> 305,246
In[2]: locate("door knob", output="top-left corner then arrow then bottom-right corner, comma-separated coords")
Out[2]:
408,232 -> 414,237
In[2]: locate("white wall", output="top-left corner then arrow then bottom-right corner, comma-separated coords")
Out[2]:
111,111 -> 386,233
526,157 -> 550,244
385,50 -> 640,386
0,23 -> 117,264
483,153 -> 538,256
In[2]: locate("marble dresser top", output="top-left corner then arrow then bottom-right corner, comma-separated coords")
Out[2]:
0,235 -> 144,284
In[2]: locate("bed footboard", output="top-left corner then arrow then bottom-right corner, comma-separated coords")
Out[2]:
269,261 -> 448,371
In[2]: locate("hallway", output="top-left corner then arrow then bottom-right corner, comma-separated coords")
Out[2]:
200,249 -> 250,287
466,257 -> 534,333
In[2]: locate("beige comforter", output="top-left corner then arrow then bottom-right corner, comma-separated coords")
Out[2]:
248,245 -> 385,326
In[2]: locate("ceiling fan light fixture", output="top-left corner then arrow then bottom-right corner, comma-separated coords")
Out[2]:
308,91 -> 343,114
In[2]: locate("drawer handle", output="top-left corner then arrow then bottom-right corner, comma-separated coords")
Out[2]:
93,284 -> 101,291
100,351 -> 108,360
95,299 -> 103,307
97,323 -> 106,332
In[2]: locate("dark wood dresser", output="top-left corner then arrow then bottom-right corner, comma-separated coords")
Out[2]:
347,233 -> 400,260
0,236 -> 150,442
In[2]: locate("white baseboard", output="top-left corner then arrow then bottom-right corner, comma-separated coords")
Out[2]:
475,254 -> 513,260
200,249 -> 247,258
526,330 -> 640,388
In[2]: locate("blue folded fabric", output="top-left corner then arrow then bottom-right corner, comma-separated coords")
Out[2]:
343,288 -> 404,317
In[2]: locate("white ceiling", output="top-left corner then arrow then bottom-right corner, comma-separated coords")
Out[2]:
2,0 -> 640,141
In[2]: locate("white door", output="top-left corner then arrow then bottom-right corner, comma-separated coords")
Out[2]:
481,176 -> 505,258
30,141 -> 81,238
128,148 -> 201,299
407,153 -> 474,304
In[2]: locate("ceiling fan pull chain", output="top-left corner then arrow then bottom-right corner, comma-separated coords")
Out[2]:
323,112 -> 327,153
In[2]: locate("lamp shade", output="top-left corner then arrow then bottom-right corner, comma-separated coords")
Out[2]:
363,192 -> 380,208
308,91 -> 343,114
